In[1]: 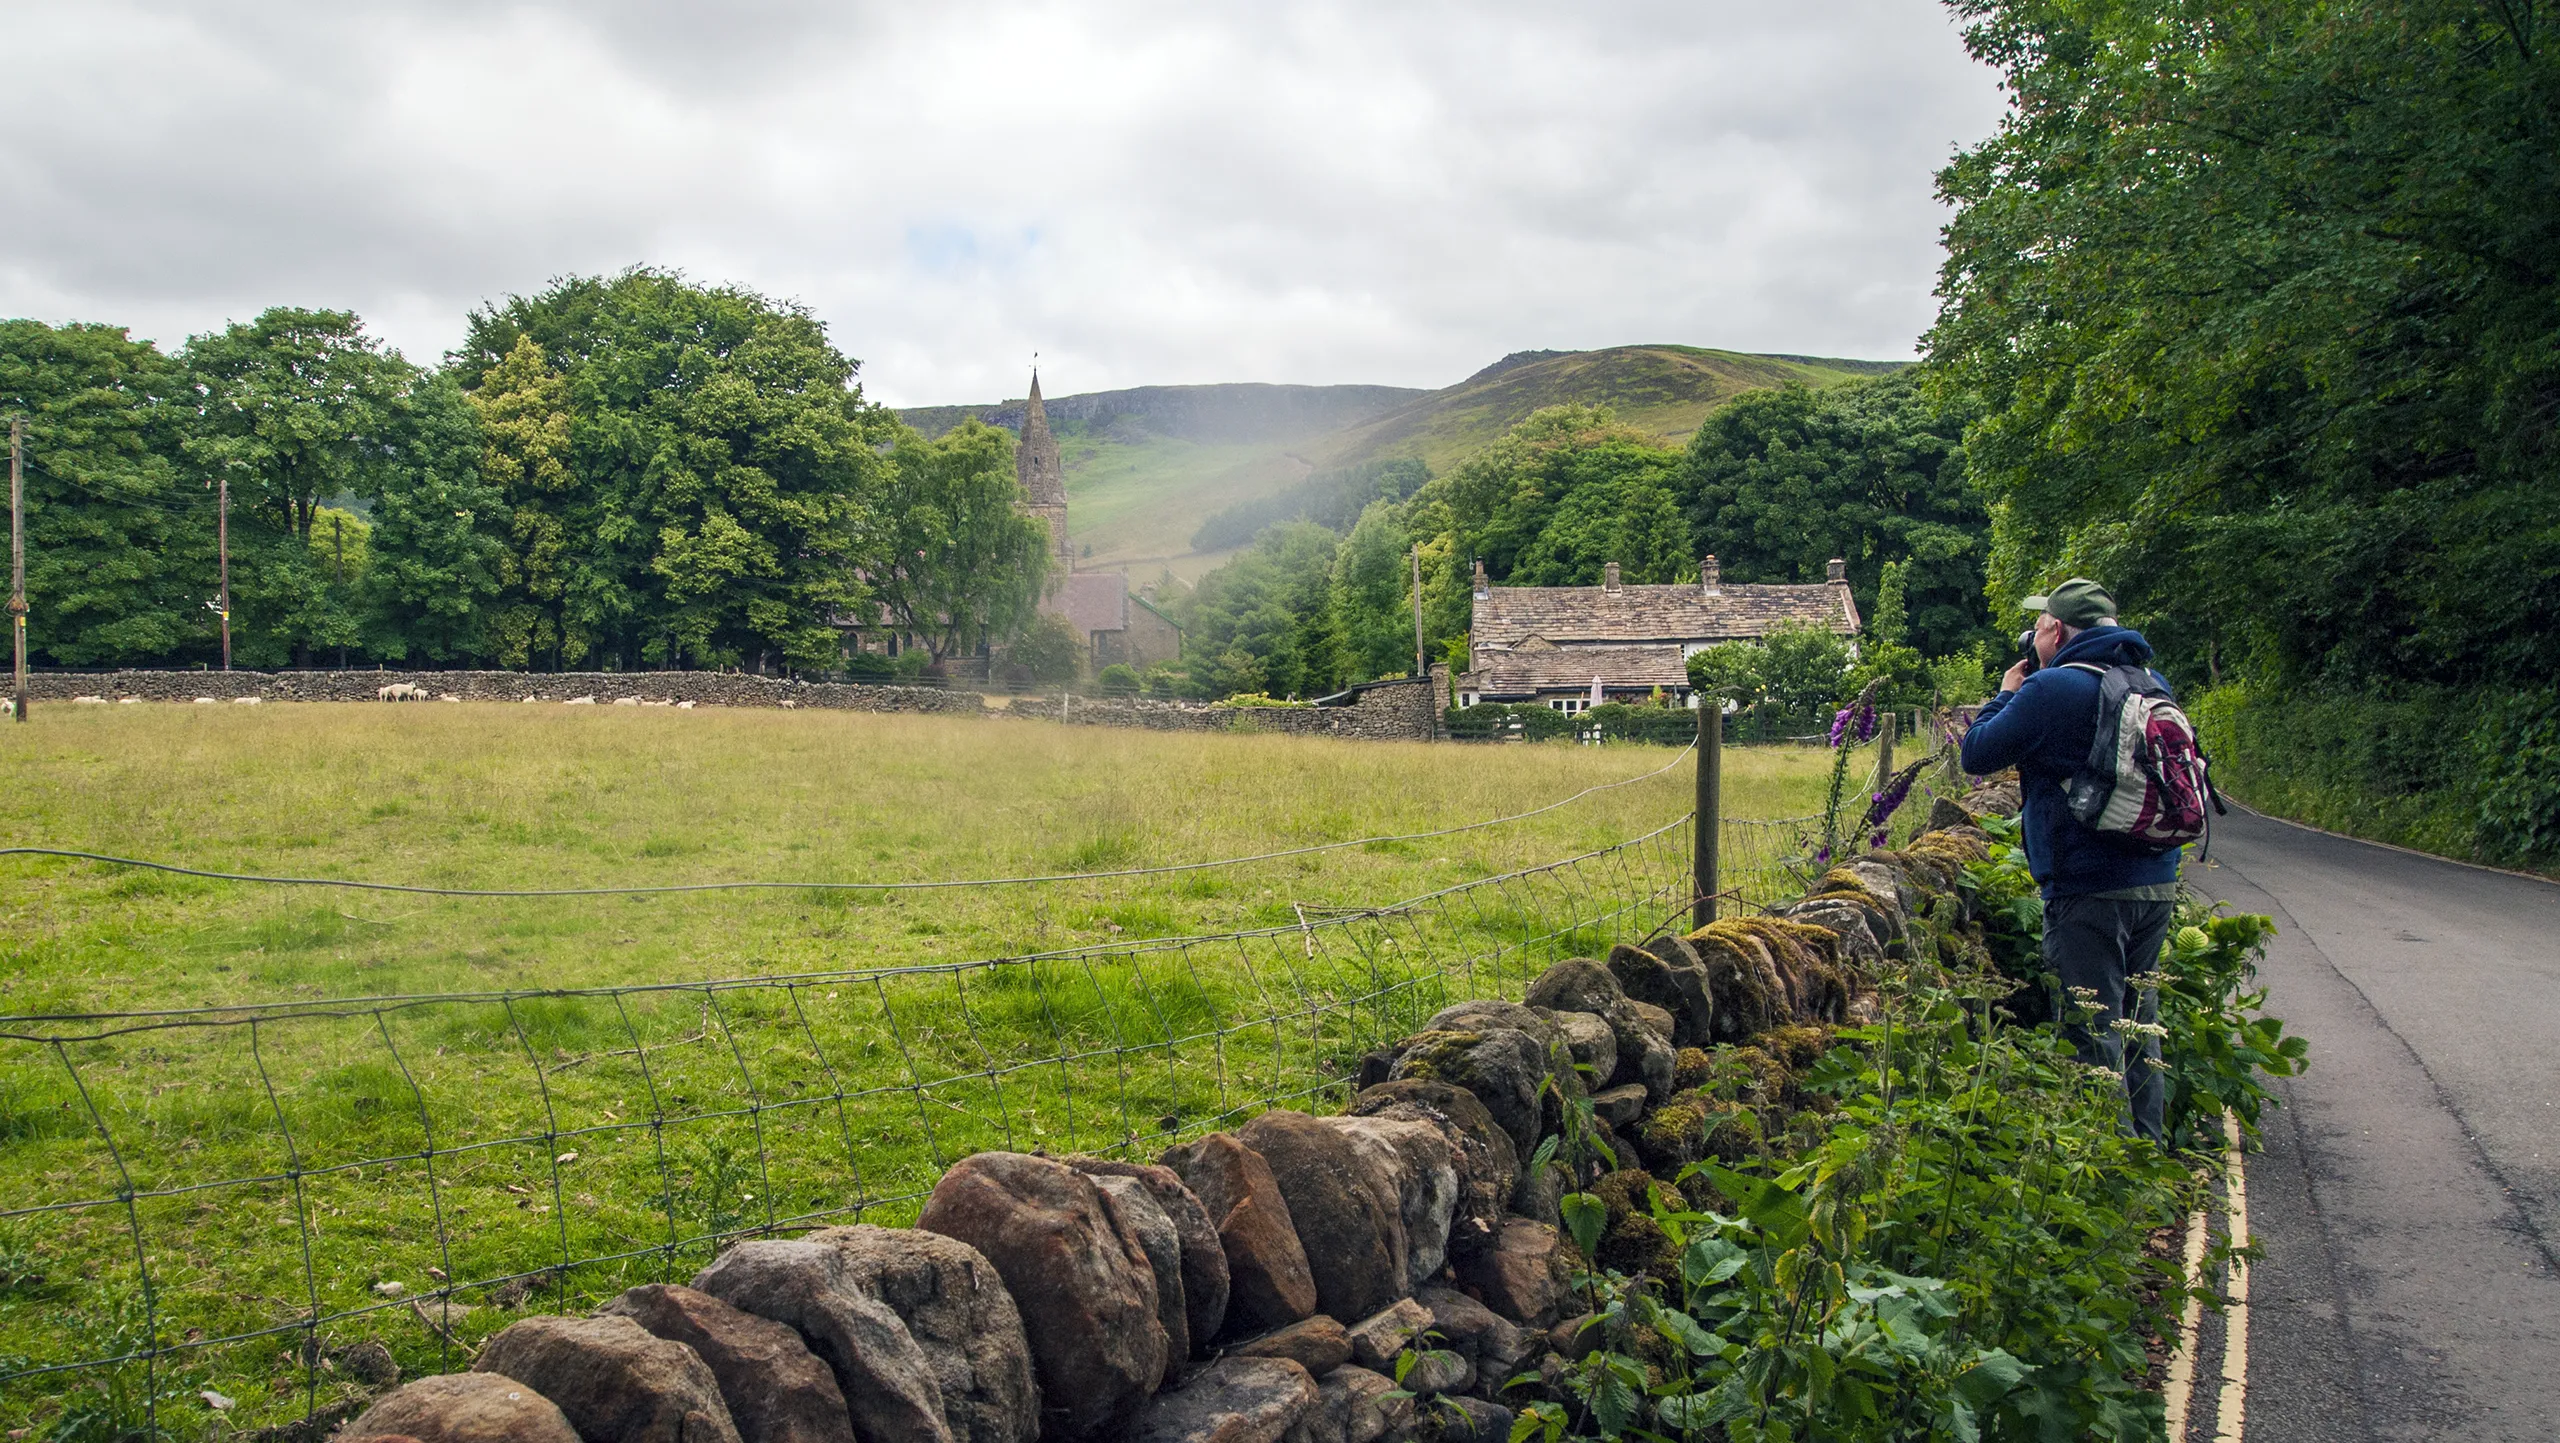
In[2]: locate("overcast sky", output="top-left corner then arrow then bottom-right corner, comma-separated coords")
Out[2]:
0,1 -> 2007,407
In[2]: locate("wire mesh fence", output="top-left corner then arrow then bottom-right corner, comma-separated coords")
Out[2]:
0,811 -> 1719,1437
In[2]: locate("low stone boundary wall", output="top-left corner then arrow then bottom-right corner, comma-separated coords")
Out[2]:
24,670 -> 1442,740
1010,677 -> 1440,743
26,669 -> 984,714
329,790 -> 2015,1443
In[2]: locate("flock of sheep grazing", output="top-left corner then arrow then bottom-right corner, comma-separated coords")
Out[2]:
376,683 -> 700,708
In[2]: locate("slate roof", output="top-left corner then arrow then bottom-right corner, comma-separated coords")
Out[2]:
1461,644 -> 1691,698
1047,570 -> 1130,636
1469,580 -> 1857,649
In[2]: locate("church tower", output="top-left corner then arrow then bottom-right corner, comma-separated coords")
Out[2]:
1017,371 -> 1072,567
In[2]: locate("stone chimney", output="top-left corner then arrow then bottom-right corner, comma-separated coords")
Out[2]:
1604,561 -> 1622,593
1700,555 -> 1720,594
1826,558 -> 1848,583
1472,559 -> 1489,599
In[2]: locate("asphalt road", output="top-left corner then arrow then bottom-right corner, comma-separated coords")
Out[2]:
2188,806 -> 2560,1441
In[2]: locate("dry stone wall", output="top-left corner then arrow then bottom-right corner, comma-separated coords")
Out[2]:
1008,677 -> 1440,743
23,669 -> 1442,740
25,669 -> 980,713
329,793 -> 2016,1443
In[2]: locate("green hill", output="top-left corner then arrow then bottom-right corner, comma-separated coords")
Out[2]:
1308,346 -> 1884,473
896,347 -> 1897,582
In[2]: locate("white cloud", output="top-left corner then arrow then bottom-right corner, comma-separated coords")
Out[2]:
0,0 -> 2005,404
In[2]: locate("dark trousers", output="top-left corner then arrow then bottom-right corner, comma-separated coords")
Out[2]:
2042,894 -> 2173,1143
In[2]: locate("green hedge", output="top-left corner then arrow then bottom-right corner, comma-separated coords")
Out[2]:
2190,682 -> 2560,870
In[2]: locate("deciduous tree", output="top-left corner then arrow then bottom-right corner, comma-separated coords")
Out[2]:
0,321 -> 212,665
1675,373 -> 1988,658
873,419 -> 1050,660
456,269 -> 890,673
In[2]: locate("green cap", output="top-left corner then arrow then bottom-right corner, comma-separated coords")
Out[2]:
2020,578 -> 2118,628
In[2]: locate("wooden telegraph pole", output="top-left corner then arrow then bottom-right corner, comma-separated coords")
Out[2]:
1692,697 -> 1722,928
333,513 -> 347,669
1409,544 -> 1427,677
215,474 -> 232,671
9,418 -> 25,723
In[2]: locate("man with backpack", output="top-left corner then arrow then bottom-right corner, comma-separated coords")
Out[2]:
1960,579 -> 2214,1144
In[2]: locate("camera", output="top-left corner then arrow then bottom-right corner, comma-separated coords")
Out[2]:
2016,626 -> 2041,676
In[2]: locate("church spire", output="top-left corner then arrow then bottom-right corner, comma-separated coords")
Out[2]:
1015,367 -> 1071,566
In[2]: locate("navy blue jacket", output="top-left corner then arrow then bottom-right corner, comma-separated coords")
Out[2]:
1958,626 -> 2184,900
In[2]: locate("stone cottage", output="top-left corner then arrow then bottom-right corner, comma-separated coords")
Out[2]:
1454,556 -> 1860,711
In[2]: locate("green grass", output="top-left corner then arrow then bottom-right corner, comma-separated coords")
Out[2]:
0,706 -> 1837,1432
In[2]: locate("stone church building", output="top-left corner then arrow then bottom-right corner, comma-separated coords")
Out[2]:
834,371 -> 1181,676
1017,373 -> 1183,673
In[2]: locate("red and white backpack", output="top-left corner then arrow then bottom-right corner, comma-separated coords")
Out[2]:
2059,663 -> 2225,853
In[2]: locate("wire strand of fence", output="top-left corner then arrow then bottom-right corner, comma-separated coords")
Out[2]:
0,812 -> 1703,1430
0,743 -> 1693,900
0,766 -> 1936,1435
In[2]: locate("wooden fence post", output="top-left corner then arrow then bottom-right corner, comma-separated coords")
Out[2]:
1693,702 -> 1721,928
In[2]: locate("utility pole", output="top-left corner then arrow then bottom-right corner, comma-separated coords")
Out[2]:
1409,544 -> 1427,682
10,418 -> 25,724
333,514 -> 347,669
215,474 -> 231,671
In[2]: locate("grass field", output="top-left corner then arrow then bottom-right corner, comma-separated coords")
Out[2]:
0,707 -> 1845,1433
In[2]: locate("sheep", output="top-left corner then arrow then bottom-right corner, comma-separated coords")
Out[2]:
377,682 -> 430,702
612,696 -> 641,706
233,696 -> 262,705
565,696 -> 596,705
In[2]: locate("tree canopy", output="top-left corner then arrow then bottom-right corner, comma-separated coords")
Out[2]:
0,321 -> 212,666
1930,0 -> 2560,692
456,270 -> 891,672
181,308 -> 497,666
873,419 -> 1051,661
1,274 -> 1049,675
1678,372 -> 1989,658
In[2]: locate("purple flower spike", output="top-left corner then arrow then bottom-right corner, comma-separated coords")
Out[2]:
1829,708 -> 1851,748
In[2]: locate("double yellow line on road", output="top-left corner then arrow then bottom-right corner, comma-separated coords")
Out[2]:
2163,1112 -> 2252,1440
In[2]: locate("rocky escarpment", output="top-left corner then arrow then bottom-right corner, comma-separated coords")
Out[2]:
341,793 -> 2013,1443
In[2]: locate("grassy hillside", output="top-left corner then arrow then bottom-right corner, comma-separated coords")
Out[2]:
899,347 -> 1896,581
1050,428 -> 1310,581
1309,346 -> 1880,473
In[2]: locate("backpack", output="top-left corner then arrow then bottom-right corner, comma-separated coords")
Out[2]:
2057,662 -> 2226,853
